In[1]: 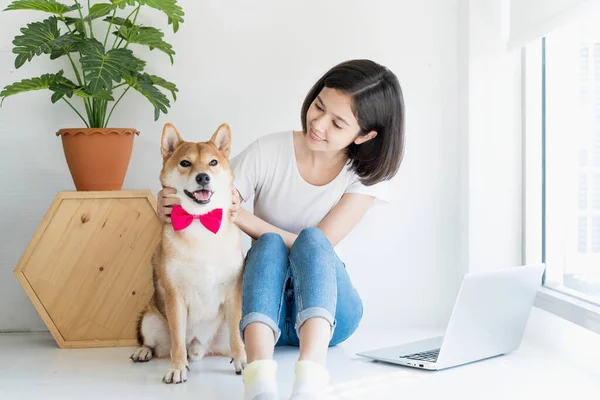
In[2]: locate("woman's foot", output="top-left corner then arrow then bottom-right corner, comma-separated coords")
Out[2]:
243,359 -> 279,400
289,360 -> 330,399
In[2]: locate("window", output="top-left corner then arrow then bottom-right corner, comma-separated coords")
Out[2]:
529,13 -> 600,308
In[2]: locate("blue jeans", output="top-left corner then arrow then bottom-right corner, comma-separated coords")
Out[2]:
239,227 -> 363,346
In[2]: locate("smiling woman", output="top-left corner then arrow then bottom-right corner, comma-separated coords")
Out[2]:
157,59 -> 405,400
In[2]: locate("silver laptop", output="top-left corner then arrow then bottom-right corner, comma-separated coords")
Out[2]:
356,264 -> 545,370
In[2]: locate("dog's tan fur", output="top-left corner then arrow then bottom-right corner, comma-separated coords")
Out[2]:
130,123 -> 246,384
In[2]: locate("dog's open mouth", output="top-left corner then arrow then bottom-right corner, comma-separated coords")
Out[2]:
184,189 -> 213,204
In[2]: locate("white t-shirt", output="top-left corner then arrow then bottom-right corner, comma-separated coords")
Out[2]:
230,130 -> 389,252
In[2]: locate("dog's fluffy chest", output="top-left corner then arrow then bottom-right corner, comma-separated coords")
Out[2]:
167,253 -> 241,320
162,219 -> 243,322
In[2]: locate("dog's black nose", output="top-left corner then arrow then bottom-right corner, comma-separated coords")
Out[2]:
196,173 -> 210,185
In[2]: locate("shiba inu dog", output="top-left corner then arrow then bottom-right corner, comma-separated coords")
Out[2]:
130,123 -> 247,384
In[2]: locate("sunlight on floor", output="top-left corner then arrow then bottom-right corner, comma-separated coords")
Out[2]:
325,369 -> 426,399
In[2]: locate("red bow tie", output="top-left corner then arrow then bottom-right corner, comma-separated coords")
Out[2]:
170,205 -> 223,234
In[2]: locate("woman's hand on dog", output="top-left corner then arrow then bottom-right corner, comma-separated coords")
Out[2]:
157,187 -> 180,224
230,185 -> 241,222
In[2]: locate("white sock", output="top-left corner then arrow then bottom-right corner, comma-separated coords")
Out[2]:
289,360 -> 330,400
242,359 -> 279,400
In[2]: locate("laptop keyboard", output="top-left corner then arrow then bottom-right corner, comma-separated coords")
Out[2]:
401,349 -> 440,363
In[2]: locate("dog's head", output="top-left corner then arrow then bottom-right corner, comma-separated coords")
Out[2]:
159,123 -> 233,214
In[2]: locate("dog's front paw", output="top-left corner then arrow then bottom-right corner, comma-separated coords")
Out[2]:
163,363 -> 189,384
231,351 -> 247,375
130,346 -> 153,362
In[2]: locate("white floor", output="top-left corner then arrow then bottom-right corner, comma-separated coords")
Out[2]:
1,308 -> 599,400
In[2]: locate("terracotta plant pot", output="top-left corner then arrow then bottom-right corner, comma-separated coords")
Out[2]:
56,128 -> 140,191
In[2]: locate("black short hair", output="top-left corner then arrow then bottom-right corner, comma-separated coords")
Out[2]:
301,59 -> 405,186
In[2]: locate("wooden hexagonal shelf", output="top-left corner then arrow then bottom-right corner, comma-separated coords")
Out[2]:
14,190 -> 161,349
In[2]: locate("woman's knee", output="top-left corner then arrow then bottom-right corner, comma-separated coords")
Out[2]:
295,227 -> 329,246
290,227 -> 333,262
245,233 -> 288,272
256,232 -> 287,252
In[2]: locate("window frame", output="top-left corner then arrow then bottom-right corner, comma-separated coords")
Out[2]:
524,36 -> 600,334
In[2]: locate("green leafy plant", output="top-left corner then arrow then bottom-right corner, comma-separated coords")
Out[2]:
0,0 -> 183,128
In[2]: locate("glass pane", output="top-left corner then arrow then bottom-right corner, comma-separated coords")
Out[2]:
593,216 -> 600,253
544,14 -> 600,305
578,216 -> 588,253
594,173 -> 600,210
579,172 -> 588,210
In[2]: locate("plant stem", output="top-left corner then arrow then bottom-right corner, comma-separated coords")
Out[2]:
97,99 -> 103,128
132,6 -> 141,28
60,17 -> 86,85
100,100 -> 107,128
87,0 -> 94,39
114,5 -> 140,49
66,54 -> 84,86
104,9 -> 117,49
124,6 -> 141,49
91,98 -> 106,128
91,98 -> 97,127
59,11 -> 92,122
104,86 -> 131,127
111,24 -> 121,49
62,98 -> 90,128
73,1 -> 88,38
60,17 -> 73,33
65,53 -> 92,119
99,99 -> 107,128
71,0 -> 91,124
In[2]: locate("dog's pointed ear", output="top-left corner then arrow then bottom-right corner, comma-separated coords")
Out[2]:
210,123 -> 231,158
161,123 -> 183,158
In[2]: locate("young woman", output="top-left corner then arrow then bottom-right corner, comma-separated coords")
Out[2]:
156,59 -> 405,400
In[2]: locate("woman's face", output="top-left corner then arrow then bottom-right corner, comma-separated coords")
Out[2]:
305,86 -> 376,154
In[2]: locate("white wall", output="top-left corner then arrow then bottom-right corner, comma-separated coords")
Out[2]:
0,0 -> 462,331
460,0 -> 524,274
